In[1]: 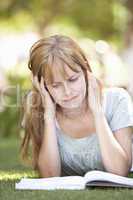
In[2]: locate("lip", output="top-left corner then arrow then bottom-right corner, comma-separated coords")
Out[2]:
63,95 -> 78,102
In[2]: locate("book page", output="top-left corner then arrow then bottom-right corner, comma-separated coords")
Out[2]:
15,176 -> 86,190
84,170 -> 133,186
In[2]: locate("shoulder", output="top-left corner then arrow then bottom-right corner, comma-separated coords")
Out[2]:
103,87 -> 132,107
103,87 -> 130,100
103,87 -> 133,131
103,87 -> 133,117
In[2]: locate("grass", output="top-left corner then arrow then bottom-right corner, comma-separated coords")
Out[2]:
1,138 -> 133,200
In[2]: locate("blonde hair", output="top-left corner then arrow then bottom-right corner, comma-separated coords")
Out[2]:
20,35 -> 103,169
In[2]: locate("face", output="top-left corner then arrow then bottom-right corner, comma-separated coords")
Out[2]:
45,65 -> 87,109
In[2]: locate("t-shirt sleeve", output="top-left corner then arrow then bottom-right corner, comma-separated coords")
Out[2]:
109,88 -> 133,132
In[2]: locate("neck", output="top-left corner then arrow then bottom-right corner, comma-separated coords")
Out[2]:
57,98 -> 91,120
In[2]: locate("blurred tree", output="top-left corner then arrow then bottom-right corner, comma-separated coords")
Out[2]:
0,73 -> 28,138
66,0 -> 115,39
120,0 -> 133,98
121,0 -> 133,46
0,0 -> 117,39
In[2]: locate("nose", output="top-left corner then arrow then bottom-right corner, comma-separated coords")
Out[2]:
63,82 -> 71,96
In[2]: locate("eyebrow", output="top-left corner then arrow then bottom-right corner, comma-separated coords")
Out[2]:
52,74 -> 79,84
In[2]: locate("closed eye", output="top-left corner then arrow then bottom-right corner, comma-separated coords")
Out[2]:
52,84 -> 60,88
69,76 -> 79,82
52,76 -> 79,88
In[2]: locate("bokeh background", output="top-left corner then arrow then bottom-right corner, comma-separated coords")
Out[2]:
0,0 -> 133,153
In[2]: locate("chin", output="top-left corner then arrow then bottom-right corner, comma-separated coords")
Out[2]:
60,96 -> 85,109
61,103 -> 80,109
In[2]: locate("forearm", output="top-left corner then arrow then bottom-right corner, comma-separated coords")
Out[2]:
38,118 -> 61,177
94,112 -> 130,176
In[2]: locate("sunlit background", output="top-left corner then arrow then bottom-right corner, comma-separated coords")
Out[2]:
0,0 -> 133,152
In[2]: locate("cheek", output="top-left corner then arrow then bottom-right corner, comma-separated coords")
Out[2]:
46,88 -> 55,99
48,89 -> 62,102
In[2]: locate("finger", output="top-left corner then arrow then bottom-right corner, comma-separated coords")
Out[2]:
91,79 -> 97,89
31,72 -> 33,80
33,76 -> 41,92
87,71 -> 93,78
31,73 -> 34,85
40,76 -> 46,93
88,79 -> 93,97
87,71 -> 94,87
88,75 -> 94,89
89,79 -> 98,100
90,76 -> 98,89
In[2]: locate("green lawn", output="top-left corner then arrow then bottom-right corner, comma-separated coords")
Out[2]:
1,138 -> 133,200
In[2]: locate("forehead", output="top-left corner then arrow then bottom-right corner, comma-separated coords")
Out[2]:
44,58 -> 82,84
53,65 -> 78,82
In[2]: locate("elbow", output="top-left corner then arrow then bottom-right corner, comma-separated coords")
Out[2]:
37,160 -> 61,178
106,168 -> 129,177
120,158 -> 133,177
106,162 -> 131,177
40,171 -> 61,178
40,169 -> 61,178
114,170 -> 129,177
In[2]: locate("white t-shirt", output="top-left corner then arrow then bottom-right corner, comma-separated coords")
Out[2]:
55,87 -> 133,176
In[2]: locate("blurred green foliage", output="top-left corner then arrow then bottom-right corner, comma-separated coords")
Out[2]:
0,0 -> 130,40
0,72 -> 29,138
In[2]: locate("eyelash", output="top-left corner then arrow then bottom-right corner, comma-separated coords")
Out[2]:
52,77 -> 78,88
69,77 -> 78,82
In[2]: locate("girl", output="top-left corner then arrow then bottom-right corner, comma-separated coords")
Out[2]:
21,35 -> 133,177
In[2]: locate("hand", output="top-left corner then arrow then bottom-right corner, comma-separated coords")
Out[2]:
87,72 -> 103,117
31,75 -> 56,120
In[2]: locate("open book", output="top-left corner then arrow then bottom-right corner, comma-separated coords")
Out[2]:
15,170 -> 133,190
